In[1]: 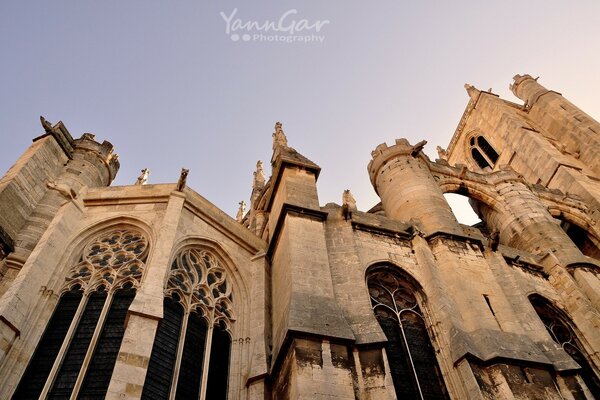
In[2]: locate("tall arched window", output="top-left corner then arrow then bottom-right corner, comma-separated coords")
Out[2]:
367,267 -> 449,399
469,135 -> 499,169
14,229 -> 148,399
142,247 -> 234,400
529,295 -> 600,396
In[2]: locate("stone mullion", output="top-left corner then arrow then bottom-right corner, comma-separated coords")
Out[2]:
169,308 -> 190,400
198,321 -> 214,400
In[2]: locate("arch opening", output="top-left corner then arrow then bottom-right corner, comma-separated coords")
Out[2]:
14,228 -> 149,399
556,218 -> 600,261
529,294 -> 600,396
141,246 -> 233,400
366,266 -> 449,399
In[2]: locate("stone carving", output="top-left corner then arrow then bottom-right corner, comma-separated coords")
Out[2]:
272,121 -> 288,149
177,168 -> 189,191
47,181 -> 77,201
40,116 -> 54,133
236,201 -> 246,222
410,140 -> 427,157
342,189 -> 356,220
488,230 -> 500,251
253,160 -> 265,190
436,146 -> 448,160
135,168 -> 150,185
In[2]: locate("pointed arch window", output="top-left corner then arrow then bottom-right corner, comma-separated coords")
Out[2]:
529,295 -> 600,396
142,247 -> 234,400
367,267 -> 449,399
469,135 -> 499,169
14,229 -> 148,399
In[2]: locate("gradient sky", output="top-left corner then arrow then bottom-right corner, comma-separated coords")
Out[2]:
2,1 -> 600,223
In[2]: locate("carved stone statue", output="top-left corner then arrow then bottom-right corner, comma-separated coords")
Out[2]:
272,121 -> 288,149
342,189 -> 357,220
177,168 -> 189,191
253,160 -> 265,190
436,146 -> 448,160
40,116 -> 54,133
135,168 -> 150,185
488,230 -> 500,251
236,200 -> 246,223
410,140 -> 427,157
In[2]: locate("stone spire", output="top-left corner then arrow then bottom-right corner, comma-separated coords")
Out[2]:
135,168 -> 150,185
272,121 -> 288,150
236,200 -> 246,222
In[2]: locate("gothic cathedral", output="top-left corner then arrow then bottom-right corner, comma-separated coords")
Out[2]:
0,74 -> 599,399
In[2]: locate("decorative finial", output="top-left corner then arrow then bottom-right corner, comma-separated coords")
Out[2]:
236,200 -> 246,222
272,121 -> 288,150
342,189 -> 357,220
253,160 -> 265,190
177,168 -> 189,191
135,168 -> 150,185
436,146 -> 448,160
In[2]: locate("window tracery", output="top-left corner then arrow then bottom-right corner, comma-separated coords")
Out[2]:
469,135 -> 499,169
14,228 -> 148,399
64,229 -> 148,293
142,247 -> 234,400
529,295 -> 600,396
367,267 -> 449,400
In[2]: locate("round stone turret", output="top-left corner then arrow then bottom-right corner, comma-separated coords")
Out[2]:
67,133 -> 120,190
510,74 -> 549,107
367,139 -> 461,235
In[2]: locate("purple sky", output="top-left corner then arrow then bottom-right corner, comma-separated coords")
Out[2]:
2,2 -> 600,223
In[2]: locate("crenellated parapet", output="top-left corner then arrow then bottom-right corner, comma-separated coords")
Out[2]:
368,139 -> 462,236
72,133 -> 120,185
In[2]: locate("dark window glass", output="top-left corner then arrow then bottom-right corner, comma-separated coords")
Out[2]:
49,290 -> 107,399
530,296 -> 600,397
79,288 -> 136,399
477,136 -> 499,164
206,325 -> 231,400
471,148 -> 491,169
175,312 -> 207,400
559,220 -> 600,261
141,297 -> 185,400
368,268 -> 449,400
13,288 -> 82,399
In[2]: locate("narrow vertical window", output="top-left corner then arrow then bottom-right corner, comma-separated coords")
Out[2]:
142,248 -> 234,400
367,267 -> 449,400
529,295 -> 600,396
14,229 -> 148,400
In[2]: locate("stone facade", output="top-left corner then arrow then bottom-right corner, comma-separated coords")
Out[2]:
0,74 -> 599,399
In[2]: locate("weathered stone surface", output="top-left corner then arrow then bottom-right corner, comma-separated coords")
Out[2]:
1,76 -> 600,399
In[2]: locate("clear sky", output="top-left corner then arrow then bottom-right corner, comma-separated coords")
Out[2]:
2,1 -> 600,223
